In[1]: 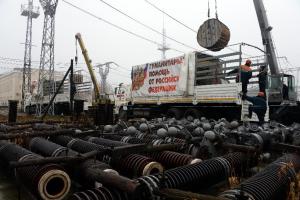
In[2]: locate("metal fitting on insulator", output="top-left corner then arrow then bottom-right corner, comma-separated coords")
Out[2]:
103,168 -> 119,175
192,127 -> 204,137
157,128 -> 168,138
103,125 -> 113,133
126,126 -> 137,136
167,127 -> 179,136
230,121 -> 240,129
139,123 -> 149,133
202,123 -> 212,131
190,158 -> 202,164
204,130 -> 217,141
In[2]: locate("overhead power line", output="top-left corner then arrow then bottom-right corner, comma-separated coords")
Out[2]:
144,0 -> 197,33
61,0 -> 184,54
97,0 -> 197,50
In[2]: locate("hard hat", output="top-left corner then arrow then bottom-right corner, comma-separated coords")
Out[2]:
245,59 -> 252,65
258,91 -> 265,97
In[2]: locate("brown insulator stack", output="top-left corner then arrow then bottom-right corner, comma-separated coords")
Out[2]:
0,141 -> 71,200
113,154 -> 163,178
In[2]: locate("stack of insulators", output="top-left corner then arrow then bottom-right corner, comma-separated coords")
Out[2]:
136,133 -> 160,140
32,123 -> 59,131
121,136 -> 145,144
137,152 -> 246,197
219,154 -> 300,200
29,137 -> 78,157
103,134 -> 124,141
113,154 -> 163,178
29,137 -> 120,189
86,136 -> 128,147
165,137 -> 186,144
51,135 -> 74,146
149,151 -> 201,169
0,141 -> 71,200
103,135 -> 144,144
69,186 -> 129,200
51,135 -> 106,160
150,139 -> 166,146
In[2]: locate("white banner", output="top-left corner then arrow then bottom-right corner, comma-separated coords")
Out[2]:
131,55 -> 188,97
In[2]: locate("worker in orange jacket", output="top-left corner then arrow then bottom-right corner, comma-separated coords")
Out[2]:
228,59 -> 253,94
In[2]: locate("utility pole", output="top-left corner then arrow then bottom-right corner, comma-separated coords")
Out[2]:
36,0 -> 58,116
21,0 -> 39,111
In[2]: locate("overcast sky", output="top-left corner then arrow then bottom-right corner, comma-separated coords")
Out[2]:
0,0 -> 300,87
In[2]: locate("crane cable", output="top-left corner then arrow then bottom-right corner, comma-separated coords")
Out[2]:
75,38 -> 78,65
208,0 -> 210,18
208,0 -> 219,19
215,0 -> 218,19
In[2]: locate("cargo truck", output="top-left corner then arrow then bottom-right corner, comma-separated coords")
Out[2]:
114,50 -> 298,123
114,0 -> 300,124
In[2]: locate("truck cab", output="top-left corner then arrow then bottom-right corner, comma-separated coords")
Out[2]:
268,74 -> 297,103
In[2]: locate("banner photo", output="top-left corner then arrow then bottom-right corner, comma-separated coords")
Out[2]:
131,55 -> 188,97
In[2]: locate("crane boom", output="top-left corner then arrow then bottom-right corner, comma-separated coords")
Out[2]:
253,0 -> 280,75
75,33 -> 101,102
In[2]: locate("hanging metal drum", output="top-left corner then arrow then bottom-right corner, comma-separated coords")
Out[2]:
197,18 -> 230,52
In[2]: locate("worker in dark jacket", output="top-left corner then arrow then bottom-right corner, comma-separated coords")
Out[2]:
257,65 -> 267,93
228,59 -> 252,94
243,91 -> 267,125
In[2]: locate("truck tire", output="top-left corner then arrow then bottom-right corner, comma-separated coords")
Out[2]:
166,108 -> 182,120
184,108 -> 201,120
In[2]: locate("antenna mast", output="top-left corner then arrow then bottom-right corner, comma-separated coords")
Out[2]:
158,15 -> 170,59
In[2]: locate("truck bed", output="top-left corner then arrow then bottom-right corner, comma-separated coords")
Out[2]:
130,83 -> 242,105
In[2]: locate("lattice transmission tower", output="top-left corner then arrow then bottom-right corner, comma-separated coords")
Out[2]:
36,0 -> 58,115
21,0 -> 40,111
